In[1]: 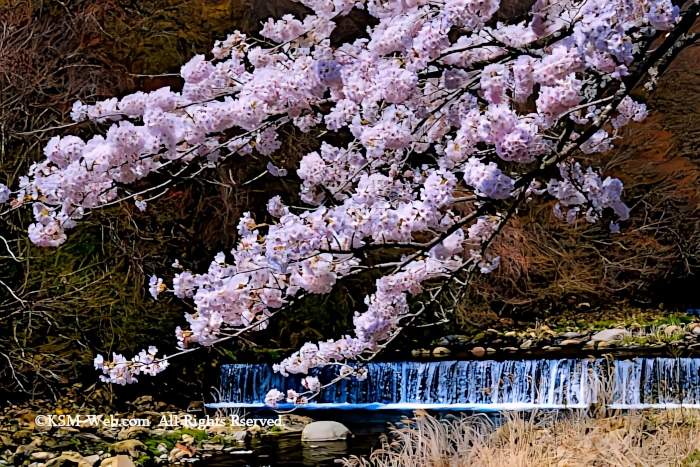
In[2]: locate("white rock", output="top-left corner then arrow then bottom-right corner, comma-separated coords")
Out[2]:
116,456 -> 136,467
83,455 -> 100,466
591,329 -> 630,342
100,456 -> 135,467
229,431 -> 248,442
301,421 -> 352,441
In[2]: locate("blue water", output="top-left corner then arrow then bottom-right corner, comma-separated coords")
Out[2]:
213,358 -> 700,410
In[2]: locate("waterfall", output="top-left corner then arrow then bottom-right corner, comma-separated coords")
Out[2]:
209,358 -> 700,410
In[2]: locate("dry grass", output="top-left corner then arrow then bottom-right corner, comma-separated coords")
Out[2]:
342,409 -> 700,467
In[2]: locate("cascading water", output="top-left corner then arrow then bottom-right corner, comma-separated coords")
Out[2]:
209,358 -> 700,410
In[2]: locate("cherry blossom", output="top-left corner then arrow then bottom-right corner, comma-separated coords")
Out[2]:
149,275 -> 165,300
302,376 -> 321,393
0,184 -> 9,204
94,347 -> 169,385
264,389 -> 285,408
1,0 -> 692,400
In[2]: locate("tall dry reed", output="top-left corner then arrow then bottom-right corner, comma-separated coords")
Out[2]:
342,409 -> 700,467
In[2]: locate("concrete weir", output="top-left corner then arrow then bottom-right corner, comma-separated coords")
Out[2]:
208,358 -> 700,411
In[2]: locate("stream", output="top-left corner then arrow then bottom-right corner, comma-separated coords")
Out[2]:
201,409 -> 409,467
200,357 -> 700,465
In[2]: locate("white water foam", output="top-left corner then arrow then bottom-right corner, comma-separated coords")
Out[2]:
214,358 -> 700,411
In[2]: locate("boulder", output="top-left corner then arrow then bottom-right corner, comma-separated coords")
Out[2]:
205,425 -> 245,436
280,414 -> 314,432
187,401 -> 204,412
664,325 -> 681,337
117,426 -> 149,440
432,347 -> 451,357
583,340 -> 596,350
434,335 -> 469,346
301,421 -> 351,441
129,396 -> 153,408
55,427 -> 80,437
100,457 -> 134,467
560,339 -> 585,346
30,453 -> 57,461
471,347 -> 486,357
229,431 -> 248,442
110,439 -> 145,458
45,452 -> 98,467
499,318 -> 515,327
591,329 -> 630,342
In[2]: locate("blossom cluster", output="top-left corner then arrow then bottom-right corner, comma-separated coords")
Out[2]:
1,0 -> 680,398
548,160 -> 631,230
94,347 -> 169,385
0,184 -> 10,204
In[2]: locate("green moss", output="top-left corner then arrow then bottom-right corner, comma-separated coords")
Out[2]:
144,437 -> 174,456
592,319 -> 617,330
682,450 -> 700,466
164,428 -> 208,444
207,435 -> 226,445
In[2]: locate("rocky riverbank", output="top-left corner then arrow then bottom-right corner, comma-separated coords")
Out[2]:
0,386 -> 320,467
419,309 -> 700,359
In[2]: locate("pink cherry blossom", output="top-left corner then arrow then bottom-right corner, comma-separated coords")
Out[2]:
1,0 -> 685,401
